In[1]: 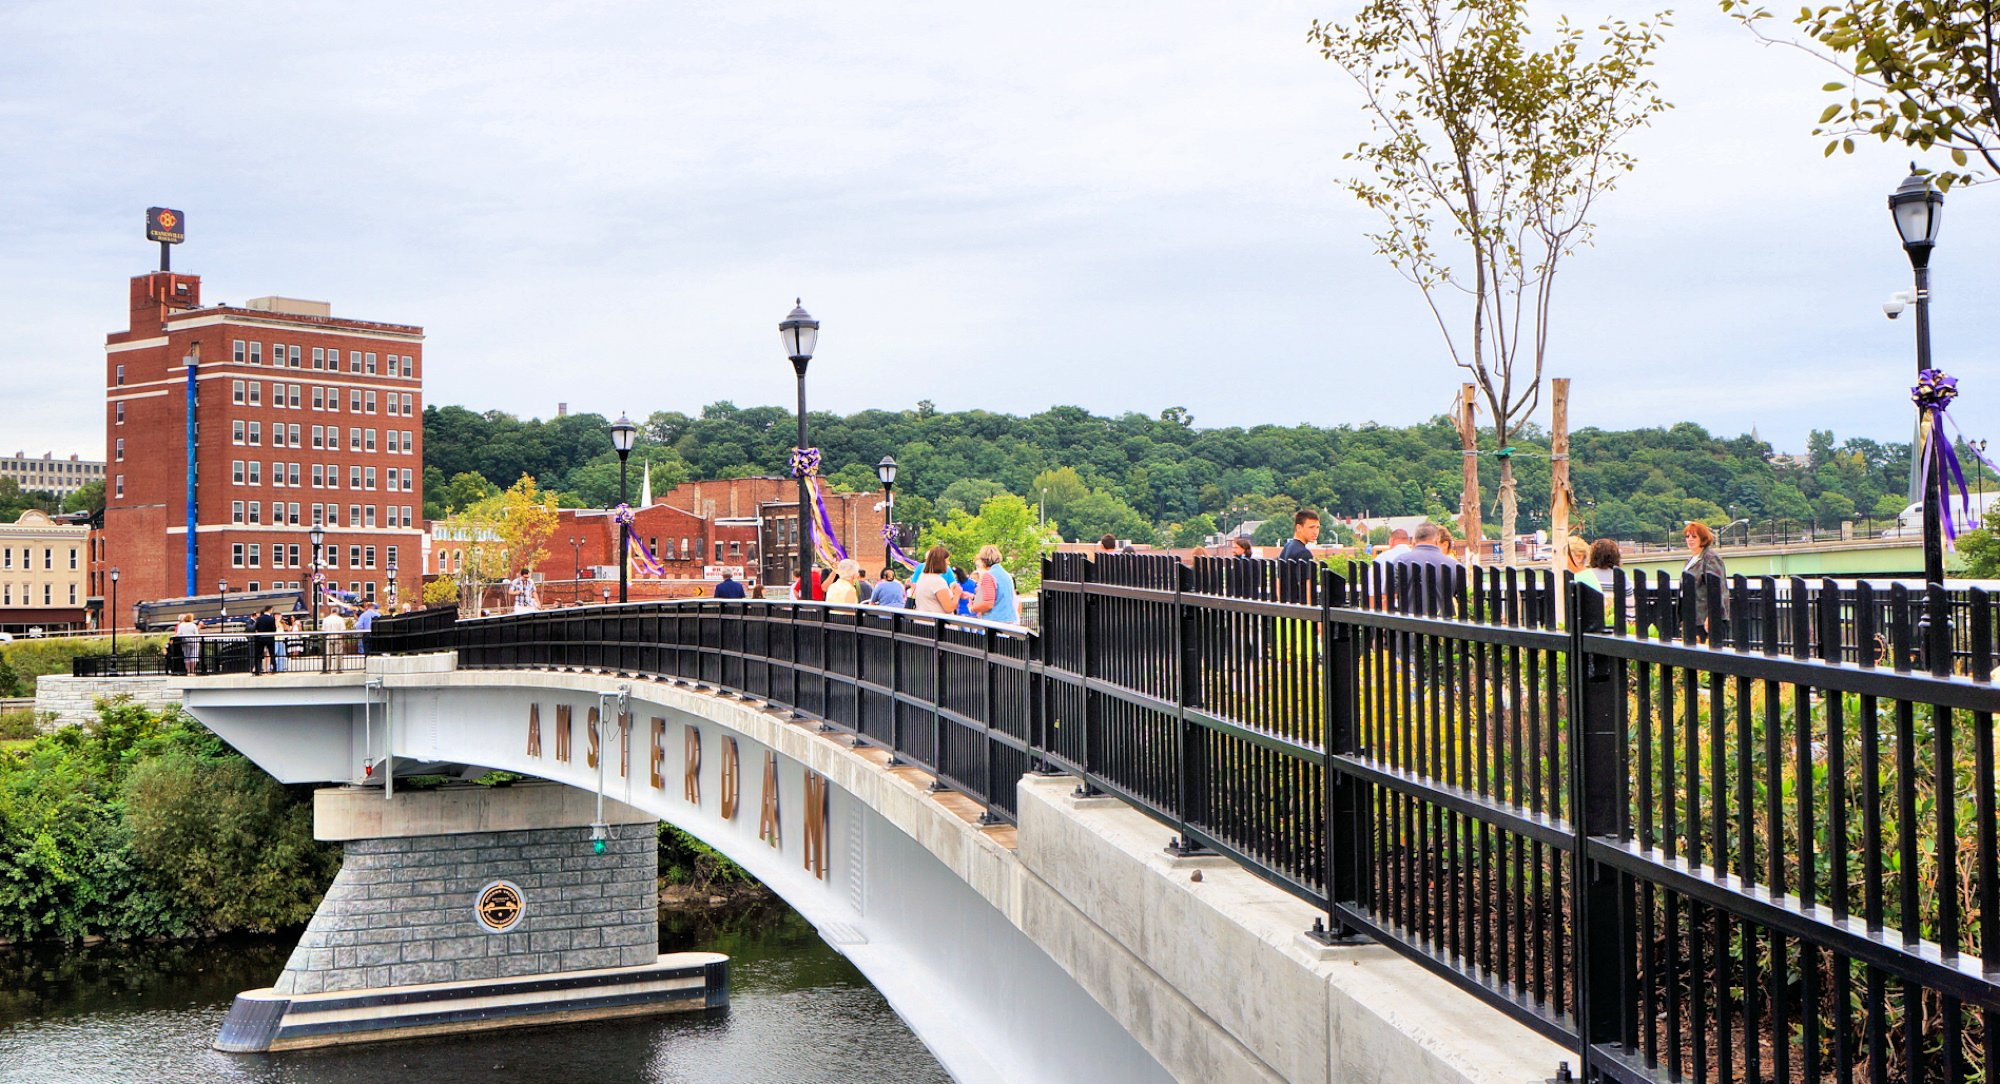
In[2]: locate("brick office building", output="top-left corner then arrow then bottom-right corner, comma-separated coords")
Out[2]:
664,477 -> 888,588
105,271 -> 425,612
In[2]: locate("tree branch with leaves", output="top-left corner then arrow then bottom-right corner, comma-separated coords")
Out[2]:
1720,0 -> 1999,187
1311,0 -> 1670,561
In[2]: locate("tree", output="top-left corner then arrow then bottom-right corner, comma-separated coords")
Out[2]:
1170,513 -> 1219,549
921,495 -> 1058,594
1311,0 -> 1670,562
1720,0 -> 2000,187
937,478 -> 1013,518
455,475 -> 560,609
62,480 -> 104,517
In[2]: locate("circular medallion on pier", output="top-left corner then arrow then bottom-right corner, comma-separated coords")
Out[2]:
475,880 -> 526,932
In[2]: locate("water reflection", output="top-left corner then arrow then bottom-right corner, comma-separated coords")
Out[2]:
0,903 -> 949,1084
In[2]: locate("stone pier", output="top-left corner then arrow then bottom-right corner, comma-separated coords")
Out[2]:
217,781 -> 727,1051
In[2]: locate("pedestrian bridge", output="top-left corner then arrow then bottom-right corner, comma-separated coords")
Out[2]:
183,554 -> 2000,1084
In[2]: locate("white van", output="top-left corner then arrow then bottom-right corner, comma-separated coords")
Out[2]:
1883,491 -> 2000,537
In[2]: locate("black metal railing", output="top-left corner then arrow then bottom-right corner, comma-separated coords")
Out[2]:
74,632 -> 377,677
367,556 -> 1999,1083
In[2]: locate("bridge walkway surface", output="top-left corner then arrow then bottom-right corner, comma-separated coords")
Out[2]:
191,553 -> 1997,1084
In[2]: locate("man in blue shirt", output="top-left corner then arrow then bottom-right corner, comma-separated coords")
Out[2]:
354,601 -> 380,654
1395,523 -> 1462,617
1279,509 -> 1320,561
713,572 -> 747,599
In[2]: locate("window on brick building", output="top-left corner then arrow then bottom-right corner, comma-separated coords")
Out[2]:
248,421 -> 261,446
364,352 -> 377,374
115,363 -> 124,386
365,429 -> 377,452
387,545 -> 398,568
310,425 -> 323,450
349,350 -> 361,373
288,503 -> 300,525
288,544 -> 300,566
115,402 -> 124,425
249,342 -> 263,364
247,502 -> 261,524
386,394 -> 398,417
288,462 -> 300,486
364,506 -> 377,528
386,470 -> 398,492
404,357 -> 414,377
232,380 -> 245,404
115,475 -> 123,497
114,439 -> 124,461
348,505 -> 360,527
311,464 -> 323,488
349,466 -> 362,489
248,382 -> 261,406
234,340 -> 247,363
348,545 -> 361,568
402,394 -> 413,415
248,544 -> 261,568
269,501 -> 282,525
349,427 -> 361,451
232,460 -> 244,484
365,467 -> 376,490
232,544 -> 245,568
365,391 -> 376,414
311,347 -> 324,369
288,424 -> 301,447
248,462 -> 261,486
349,389 -> 361,412
289,345 -> 301,367
400,505 -> 413,526
386,431 -> 399,454
231,501 -> 244,524
365,546 -> 376,569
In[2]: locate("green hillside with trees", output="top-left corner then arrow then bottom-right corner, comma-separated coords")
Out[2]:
421,401 -> 1972,548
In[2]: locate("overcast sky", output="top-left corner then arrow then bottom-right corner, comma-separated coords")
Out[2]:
4,1 -> 1995,463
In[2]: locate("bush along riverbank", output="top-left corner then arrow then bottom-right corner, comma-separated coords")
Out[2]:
0,698 -> 774,948
0,699 -> 337,944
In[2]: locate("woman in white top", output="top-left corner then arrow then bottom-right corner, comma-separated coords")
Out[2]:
173,613 -> 200,675
911,545 -> 959,614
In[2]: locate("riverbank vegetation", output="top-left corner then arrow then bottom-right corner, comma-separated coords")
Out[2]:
0,699 -> 335,944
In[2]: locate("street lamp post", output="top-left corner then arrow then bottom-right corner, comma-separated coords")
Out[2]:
601,586 -> 611,605
569,536 -> 584,603
108,567 -> 119,655
877,455 -> 898,554
780,301 -> 820,595
610,415 -> 636,604
1890,166 -> 1946,589
308,525 -> 325,632
218,579 -> 229,625
386,558 -> 398,612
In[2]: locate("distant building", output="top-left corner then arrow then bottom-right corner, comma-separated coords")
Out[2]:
0,509 -> 91,633
104,270 -> 426,612
0,452 -> 104,501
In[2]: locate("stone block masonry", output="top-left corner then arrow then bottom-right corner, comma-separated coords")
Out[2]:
275,820 -> 657,995
34,675 -> 185,728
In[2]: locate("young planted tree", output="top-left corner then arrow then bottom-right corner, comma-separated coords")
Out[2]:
1311,0 -> 1670,562
1720,0 -> 1999,188
456,475 -> 560,610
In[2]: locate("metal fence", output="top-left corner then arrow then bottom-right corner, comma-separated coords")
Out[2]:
371,556 -> 2000,1082
74,631 -> 376,677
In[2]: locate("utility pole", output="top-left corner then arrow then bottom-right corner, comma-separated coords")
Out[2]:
1456,383 -> 1482,565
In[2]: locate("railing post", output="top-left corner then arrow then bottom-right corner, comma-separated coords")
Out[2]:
1314,565 -> 1365,942
1168,561 -> 1210,856
980,625 -> 1001,824
1076,556 -> 1100,798
886,611 -> 904,766
1568,579 -> 1629,1076
929,616 -> 946,792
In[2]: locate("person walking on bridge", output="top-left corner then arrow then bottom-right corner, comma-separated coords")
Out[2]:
1279,509 -> 1320,561
969,545 -> 1018,624
1682,521 -> 1728,642
1396,523 -> 1461,617
251,606 -> 278,675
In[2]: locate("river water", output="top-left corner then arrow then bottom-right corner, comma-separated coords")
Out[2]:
0,902 -> 949,1084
